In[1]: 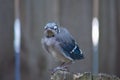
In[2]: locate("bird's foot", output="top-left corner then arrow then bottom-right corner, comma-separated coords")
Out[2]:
50,66 -> 69,75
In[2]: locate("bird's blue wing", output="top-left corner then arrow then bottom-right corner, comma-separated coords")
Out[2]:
56,28 -> 84,60
59,40 -> 84,60
70,43 -> 84,60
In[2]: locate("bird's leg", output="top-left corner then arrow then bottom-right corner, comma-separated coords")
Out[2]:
50,62 -> 68,74
59,62 -> 68,71
51,61 -> 73,74
59,61 -> 73,71
51,62 -> 66,72
50,66 -> 65,75
60,62 -> 65,67
61,61 -> 73,71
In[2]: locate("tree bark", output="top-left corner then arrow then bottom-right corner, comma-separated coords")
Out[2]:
51,70 -> 120,80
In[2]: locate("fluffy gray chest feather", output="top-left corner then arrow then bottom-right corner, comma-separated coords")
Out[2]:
41,37 -> 73,62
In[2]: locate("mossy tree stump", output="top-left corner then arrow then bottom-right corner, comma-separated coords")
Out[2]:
51,70 -> 120,80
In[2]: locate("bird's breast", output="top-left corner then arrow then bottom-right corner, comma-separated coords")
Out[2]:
49,47 -> 72,62
43,37 -> 72,62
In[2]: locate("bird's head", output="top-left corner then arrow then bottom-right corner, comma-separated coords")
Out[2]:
44,22 -> 60,38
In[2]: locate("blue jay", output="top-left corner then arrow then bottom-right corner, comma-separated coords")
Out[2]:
41,22 -> 84,72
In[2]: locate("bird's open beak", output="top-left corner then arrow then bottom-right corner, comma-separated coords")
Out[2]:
45,29 -> 55,37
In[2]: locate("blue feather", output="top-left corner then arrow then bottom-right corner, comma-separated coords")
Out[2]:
69,44 -> 84,60
56,27 -> 84,60
59,40 -> 84,60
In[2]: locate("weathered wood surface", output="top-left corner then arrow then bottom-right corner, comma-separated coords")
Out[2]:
51,70 -> 120,80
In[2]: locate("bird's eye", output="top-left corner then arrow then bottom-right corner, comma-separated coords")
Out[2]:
54,26 -> 57,30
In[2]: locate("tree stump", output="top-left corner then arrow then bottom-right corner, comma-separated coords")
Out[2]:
51,70 -> 120,80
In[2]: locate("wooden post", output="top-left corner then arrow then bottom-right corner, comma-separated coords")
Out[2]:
51,70 -> 120,80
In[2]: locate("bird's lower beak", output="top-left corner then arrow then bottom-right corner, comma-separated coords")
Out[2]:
45,29 -> 54,37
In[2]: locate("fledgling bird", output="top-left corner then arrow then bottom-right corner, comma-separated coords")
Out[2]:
41,22 -> 84,72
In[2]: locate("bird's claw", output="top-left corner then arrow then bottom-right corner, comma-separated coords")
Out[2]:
50,66 -> 68,75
